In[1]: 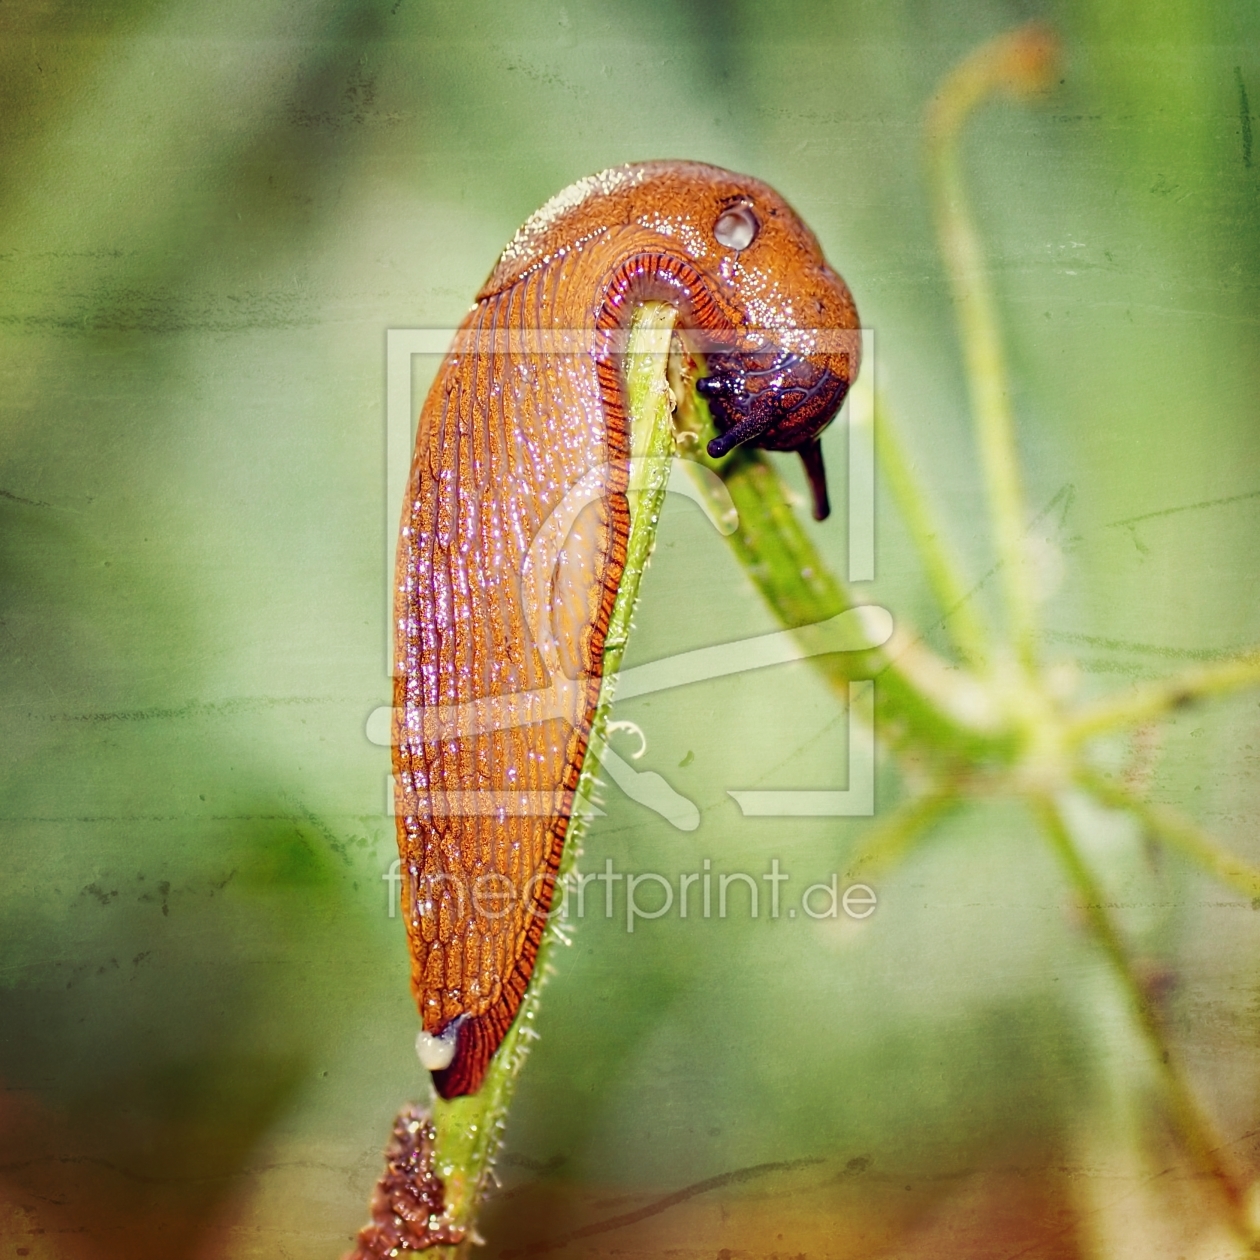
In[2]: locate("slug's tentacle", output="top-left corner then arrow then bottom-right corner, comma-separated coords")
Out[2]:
798,439 -> 831,522
394,161 -> 860,1097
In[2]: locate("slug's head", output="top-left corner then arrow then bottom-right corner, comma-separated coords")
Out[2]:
482,161 -> 860,520
682,184 -> 861,522
695,342 -> 851,521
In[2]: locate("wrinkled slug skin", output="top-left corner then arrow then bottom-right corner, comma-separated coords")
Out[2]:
393,161 -> 860,1097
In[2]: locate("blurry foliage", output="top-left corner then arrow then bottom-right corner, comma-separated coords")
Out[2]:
1,1 -> 1259,1257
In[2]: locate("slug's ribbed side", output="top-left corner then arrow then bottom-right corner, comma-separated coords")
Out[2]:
394,162 -> 860,1096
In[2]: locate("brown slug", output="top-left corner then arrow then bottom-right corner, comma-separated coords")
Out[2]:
393,160 -> 860,1097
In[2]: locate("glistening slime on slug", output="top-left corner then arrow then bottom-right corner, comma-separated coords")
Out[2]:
393,161 -> 860,1098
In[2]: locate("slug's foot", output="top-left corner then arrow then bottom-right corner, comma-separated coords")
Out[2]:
347,1104 -> 465,1257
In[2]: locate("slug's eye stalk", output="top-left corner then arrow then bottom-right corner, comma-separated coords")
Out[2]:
713,203 -> 759,251
696,348 -> 853,521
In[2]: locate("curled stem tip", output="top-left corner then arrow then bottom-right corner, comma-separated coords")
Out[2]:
926,23 -> 1060,144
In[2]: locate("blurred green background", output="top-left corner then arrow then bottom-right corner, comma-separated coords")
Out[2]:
2,1 -> 1259,1256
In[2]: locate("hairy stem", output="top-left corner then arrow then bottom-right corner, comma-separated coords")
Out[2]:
420,302 -> 682,1256
673,371 -> 1009,763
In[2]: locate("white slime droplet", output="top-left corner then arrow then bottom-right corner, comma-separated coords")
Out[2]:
416,1024 -> 459,1071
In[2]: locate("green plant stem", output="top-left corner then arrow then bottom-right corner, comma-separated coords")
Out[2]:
842,787 -> 957,879
1077,765 -> 1260,899
715,448 -> 1013,758
874,391 -> 991,666
425,302 -> 681,1255
1065,652 -> 1260,746
925,26 -> 1056,670
1034,795 -> 1253,1233
672,361 -> 1013,765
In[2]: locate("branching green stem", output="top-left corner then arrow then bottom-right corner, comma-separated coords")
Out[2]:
842,787 -> 957,879
1034,795 -> 1252,1234
1077,765 -> 1260,900
1065,652 -> 1260,746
